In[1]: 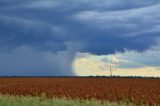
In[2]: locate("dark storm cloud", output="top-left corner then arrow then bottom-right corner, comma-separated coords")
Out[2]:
0,0 -> 160,75
1,0 -> 158,10
0,16 -> 67,53
73,4 -> 160,54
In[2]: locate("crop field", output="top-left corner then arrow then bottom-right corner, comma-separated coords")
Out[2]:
0,77 -> 159,106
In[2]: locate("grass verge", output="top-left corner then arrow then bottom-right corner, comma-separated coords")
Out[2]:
0,94 -> 141,106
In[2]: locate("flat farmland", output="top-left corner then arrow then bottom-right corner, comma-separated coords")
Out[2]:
0,77 -> 159,105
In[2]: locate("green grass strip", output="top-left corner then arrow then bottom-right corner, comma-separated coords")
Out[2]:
0,94 -> 140,106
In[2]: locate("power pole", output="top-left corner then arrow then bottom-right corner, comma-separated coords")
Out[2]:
110,65 -> 112,77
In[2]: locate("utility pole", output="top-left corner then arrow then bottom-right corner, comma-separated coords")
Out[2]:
110,65 -> 112,77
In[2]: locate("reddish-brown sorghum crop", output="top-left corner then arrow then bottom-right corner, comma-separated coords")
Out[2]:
0,77 -> 159,105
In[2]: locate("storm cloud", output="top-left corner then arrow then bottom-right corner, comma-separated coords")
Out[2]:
0,0 -> 160,76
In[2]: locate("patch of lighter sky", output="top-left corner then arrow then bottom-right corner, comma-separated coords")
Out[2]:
73,52 -> 160,77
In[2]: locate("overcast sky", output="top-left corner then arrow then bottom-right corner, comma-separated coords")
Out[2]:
0,0 -> 160,76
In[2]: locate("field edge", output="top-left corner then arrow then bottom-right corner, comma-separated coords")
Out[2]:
0,94 -> 139,106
